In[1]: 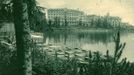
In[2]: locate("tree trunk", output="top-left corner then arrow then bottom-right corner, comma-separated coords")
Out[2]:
13,0 -> 32,75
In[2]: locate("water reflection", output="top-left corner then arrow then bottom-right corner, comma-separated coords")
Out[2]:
43,30 -> 134,62
44,31 -> 117,46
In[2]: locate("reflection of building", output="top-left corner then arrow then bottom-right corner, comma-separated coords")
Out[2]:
47,8 -> 85,26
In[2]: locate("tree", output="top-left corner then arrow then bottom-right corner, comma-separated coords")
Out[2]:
78,18 -> 82,26
13,0 -> 32,75
34,6 -> 46,32
27,1 -> 47,32
96,17 -> 101,28
111,31 -> 126,75
0,0 -> 46,32
0,0 -> 13,21
90,18 -> 94,27
54,17 -> 60,27
64,9 -> 68,27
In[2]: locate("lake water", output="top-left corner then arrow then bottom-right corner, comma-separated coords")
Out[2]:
44,30 -> 134,62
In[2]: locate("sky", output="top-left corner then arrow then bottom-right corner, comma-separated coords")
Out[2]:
37,0 -> 134,25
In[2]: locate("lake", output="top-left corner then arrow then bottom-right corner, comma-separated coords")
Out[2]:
44,30 -> 134,62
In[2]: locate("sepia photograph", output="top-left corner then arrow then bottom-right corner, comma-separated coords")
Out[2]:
0,0 -> 134,75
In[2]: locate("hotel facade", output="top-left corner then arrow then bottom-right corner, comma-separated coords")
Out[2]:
46,8 -> 85,26
45,8 -> 125,28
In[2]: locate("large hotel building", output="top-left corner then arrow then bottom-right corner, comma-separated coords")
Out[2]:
44,8 -> 123,27
46,8 -> 85,26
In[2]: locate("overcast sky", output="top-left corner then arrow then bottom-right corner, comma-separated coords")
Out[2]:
38,0 -> 134,25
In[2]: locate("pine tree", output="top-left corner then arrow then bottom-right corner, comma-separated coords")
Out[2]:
13,0 -> 32,75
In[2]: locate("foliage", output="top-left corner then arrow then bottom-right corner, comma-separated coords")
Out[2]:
0,0 -> 13,21
53,17 -> 60,28
0,0 -> 46,32
0,39 -> 17,75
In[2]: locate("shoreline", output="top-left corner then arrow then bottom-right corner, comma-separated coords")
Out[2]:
50,27 -> 134,33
